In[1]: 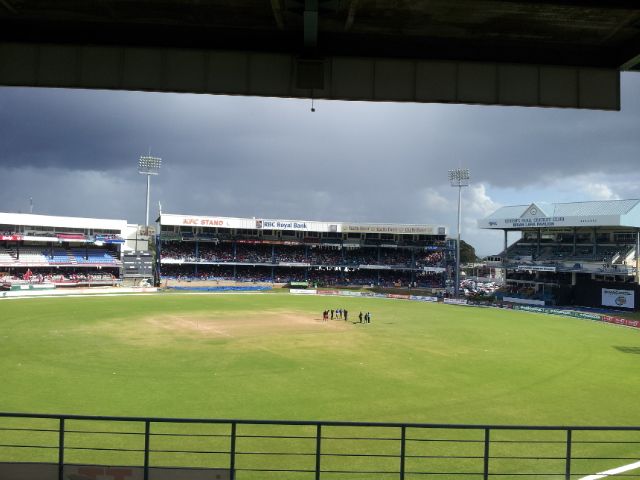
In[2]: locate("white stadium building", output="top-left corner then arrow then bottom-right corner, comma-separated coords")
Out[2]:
0,212 -> 151,287
480,199 -> 640,310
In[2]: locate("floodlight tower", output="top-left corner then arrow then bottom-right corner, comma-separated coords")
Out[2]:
449,168 -> 470,298
138,155 -> 162,228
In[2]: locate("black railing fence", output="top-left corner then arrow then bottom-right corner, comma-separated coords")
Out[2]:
2,412 -> 640,479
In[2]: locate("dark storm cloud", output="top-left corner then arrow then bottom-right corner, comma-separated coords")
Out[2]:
0,73 -> 639,255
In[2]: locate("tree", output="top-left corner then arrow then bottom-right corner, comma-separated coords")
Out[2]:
460,240 -> 477,264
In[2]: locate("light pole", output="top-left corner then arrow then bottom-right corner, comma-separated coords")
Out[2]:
449,168 -> 470,297
138,155 -> 162,229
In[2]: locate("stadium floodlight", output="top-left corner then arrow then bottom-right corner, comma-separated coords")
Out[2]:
449,168 -> 471,298
138,155 -> 162,228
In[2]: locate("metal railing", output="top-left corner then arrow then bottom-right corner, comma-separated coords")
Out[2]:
2,412 -> 640,479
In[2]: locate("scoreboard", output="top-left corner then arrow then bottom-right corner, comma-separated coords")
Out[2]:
123,251 -> 154,278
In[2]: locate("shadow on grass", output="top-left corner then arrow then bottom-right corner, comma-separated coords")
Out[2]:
614,346 -> 640,354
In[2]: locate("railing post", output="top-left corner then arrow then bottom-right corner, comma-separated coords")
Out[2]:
230,422 -> 237,480
315,424 -> 322,480
565,429 -> 572,480
58,418 -> 65,480
400,426 -> 406,480
483,428 -> 490,480
143,420 -> 150,480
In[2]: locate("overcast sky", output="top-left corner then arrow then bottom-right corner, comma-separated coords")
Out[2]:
1,74 -> 639,255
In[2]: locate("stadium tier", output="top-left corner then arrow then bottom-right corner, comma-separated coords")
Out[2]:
159,214 -> 450,288
480,199 -> 640,310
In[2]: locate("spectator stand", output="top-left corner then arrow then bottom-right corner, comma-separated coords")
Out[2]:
480,199 -> 640,309
158,214 -> 450,290
0,211 -> 126,286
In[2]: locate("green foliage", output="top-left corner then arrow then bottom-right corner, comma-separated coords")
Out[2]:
460,239 -> 477,263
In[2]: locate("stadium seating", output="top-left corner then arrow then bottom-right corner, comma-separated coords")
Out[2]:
15,247 -> 49,265
0,247 -> 16,265
72,249 -> 117,264
506,239 -> 637,264
45,248 -> 73,264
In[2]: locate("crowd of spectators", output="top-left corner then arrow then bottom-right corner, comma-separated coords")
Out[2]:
416,251 -> 444,267
160,242 -> 445,268
309,248 -> 343,265
236,244 -> 273,263
1,269 -> 118,284
160,264 -> 445,288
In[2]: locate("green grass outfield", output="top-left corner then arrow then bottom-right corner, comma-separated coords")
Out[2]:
2,292 -> 640,476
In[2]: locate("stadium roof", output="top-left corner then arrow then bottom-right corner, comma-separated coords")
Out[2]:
160,213 -> 447,236
479,199 -> 640,230
0,212 -> 127,231
1,1 -> 638,109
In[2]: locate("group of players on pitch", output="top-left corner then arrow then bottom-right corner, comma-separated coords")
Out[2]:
322,309 -> 372,324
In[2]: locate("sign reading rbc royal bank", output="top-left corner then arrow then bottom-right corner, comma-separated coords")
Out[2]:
602,288 -> 635,309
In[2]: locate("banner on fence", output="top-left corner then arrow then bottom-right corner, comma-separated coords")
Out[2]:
290,289 -> 317,295
503,297 -> 545,306
602,288 -> 635,309
444,298 -> 468,305
409,295 -> 438,302
339,290 -> 365,297
317,289 -> 341,296
601,315 -> 640,328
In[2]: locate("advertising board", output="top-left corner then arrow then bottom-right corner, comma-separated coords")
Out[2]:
341,224 -> 440,234
290,289 -> 317,295
444,298 -> 468,305
601,288 -> 635,309
503,297 -> 546,306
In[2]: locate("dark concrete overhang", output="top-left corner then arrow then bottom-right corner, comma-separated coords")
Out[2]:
1,1 -> 638,109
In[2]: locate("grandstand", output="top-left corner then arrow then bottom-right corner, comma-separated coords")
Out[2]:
480,200 -> 640,309
158,214 -> 450,288
0,212 -> 127,286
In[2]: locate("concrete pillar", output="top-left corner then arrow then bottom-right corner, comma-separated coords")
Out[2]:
592,227 -> 597,257
572,271 -> 576,286
503,230 -> 508,281
503,230 -> 508,261
636,230 -> 640,284
537,228 -> 541,258
572,227 -> 577,256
